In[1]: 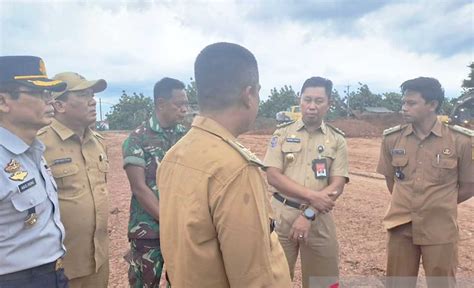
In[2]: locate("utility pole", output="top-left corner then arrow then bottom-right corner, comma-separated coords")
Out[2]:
99,97 -> 103,122
345,85 -> 351,118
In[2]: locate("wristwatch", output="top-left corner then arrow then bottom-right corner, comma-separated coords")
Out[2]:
302,207 -> 316,221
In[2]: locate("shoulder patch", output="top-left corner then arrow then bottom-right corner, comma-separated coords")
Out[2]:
382,125 -> 404,136
448,125 -> 474,137
276,120 -> 295,129
326,123 -> 345,136
226,139 -> 264,167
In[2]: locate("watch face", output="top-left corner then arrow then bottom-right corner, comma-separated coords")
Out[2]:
304,208 -> 315,218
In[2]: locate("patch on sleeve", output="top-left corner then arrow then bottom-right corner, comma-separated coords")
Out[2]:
270,136 -> 278,148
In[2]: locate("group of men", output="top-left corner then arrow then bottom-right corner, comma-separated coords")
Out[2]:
0,41 -> 472,288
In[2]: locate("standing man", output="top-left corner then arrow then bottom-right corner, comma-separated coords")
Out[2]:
38,72 -> 110,288
0,56 -> 68,287
122,77 -> 188,288
377,77 -> 473,288
264,76 -> 349,288
157,42 -> 291,288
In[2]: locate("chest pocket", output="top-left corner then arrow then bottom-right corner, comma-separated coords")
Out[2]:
431,156 -> 457,182
11,185 -> 47,212
50,163 -> 80,196
281,142 -> 302,167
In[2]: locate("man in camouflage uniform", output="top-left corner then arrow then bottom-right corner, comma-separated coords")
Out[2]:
122,77 -> 188,287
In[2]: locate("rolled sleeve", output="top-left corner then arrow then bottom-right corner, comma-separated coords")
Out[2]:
330,136 -> 349,179
122,135 -> 146,168
377,137 -> 394,178
458,136 -> 474,183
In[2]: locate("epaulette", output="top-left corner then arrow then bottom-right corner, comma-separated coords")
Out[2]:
382,125 -> 404,136
448,125 -> 474,137
276,120 -> 295,129
326,123 -> 345,137
92,130 -> 106,140
226,139 -> 264,167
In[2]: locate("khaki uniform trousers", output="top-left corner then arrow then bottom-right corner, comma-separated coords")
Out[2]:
272,197 -> 339,288
386,222 -> 457,288
67,261 -> 109,288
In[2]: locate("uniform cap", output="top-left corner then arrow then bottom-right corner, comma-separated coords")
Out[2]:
52,72 -> 107,99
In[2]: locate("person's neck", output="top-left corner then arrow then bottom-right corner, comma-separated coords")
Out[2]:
412,114 -> 437,140
304,119 -> 323,133
55,117 -> 87,142
201,109 -> 246,138
156,112 -> 175,129
0,122 -> 37,146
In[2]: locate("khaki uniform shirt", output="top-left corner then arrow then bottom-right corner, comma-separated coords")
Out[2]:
264,120 -> 349,197
376,121 -> 473,245
38,119 -> 109,279
157,116 -> 291,288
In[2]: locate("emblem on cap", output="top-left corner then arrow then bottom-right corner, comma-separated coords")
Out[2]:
39,59 -> 46,75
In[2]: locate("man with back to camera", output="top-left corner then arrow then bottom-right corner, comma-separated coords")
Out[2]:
122,77 -> 188,287
38,71 -> 110,288
157,42 -> 292,287
0,56 -> 68,287
263,76 -> 349,288
377,77 -> 473,288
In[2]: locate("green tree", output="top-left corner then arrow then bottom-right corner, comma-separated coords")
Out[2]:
106,90 -> 154,130
259,85 -> 298,118
185,77 -> 198,105
381,92 -> 402,112
461,62 -> 474,94
348,83 -> 383,111
327,89 -> 347,120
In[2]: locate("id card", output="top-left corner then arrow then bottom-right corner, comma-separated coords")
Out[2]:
312,158 -> 328,179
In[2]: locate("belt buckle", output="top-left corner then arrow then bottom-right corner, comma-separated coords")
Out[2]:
55,258 -> 63,270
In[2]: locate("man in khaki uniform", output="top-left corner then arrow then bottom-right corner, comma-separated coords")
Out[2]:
157,42 -> 291,287
377,77 -> 473,288
38,72 -> 109,288
264,76 -> 349,288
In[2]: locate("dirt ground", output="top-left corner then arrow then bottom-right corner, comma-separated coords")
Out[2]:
105,132 -> 473,287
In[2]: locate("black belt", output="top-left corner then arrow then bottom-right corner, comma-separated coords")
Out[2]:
273,193 -> 305,210
0,259 -> 63,281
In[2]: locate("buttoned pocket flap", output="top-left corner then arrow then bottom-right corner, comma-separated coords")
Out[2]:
432,158 -> 457,169
51,163 -> 79,178
98,161 -> 110,173
281,142 -> 302,153
11,186 -> 47,212
391,157 -> 408,167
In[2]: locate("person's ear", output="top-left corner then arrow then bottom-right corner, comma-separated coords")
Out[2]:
240,86 -> 253,109
428,100 -> 439,112
0,93 -> 11,113
156,98 -> 167,111
52,100 -> 67,114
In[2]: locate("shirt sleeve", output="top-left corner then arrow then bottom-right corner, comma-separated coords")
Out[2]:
376,137 -> 394,178
211,166 -> 277,287
122,133 -> 146,168
458,135 -> 474,183
330,135 -> 349,178
263,131 -> 284,169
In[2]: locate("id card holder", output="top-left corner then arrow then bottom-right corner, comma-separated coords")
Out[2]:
312,158 -> 328,179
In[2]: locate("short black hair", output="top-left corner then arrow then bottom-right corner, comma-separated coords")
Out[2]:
300,77 -> 333,99
194,42 -> 259,111
401,77 -> 444,113
153,77 -> 185,104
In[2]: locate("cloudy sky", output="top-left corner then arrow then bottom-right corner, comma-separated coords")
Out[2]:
1,0 -> 473,116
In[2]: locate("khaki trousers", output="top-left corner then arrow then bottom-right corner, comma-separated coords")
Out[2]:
386,222 -> 457,288
272,197 -> 339,288
68,261 -> 109,288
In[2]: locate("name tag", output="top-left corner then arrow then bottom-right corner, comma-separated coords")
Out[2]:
53,158 -> 72,165
391,149 -> 405,155
286,137 -> 301,143
19,178 -> 36,193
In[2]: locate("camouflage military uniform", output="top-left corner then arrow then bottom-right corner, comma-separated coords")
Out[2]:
122,113 -> 187,288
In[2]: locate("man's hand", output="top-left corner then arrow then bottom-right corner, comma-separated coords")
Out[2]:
308,191 -> 335,213
290,215 -> 312,243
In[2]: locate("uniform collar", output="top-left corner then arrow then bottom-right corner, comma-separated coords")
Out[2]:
404,119 -> 443,137
191,115 -> 236,141
50,119 -> 94,142
0,126 -> 44,155
148,112 -> 185,134
296,119 -> 327,134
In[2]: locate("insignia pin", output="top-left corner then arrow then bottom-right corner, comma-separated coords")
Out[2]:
317,145 -> 325,153
25,213 -> 38,226
442,148 -> 451,155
